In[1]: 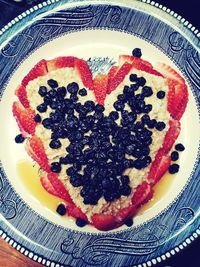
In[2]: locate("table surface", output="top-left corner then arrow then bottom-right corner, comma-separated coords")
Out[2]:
0,1 -> 199,267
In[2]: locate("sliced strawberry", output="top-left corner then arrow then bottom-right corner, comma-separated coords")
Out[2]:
167,80 -> 188,120
91,213 -> 117,231
163,119 -> 181,154
155,63 -> 185,84
107,62 -> 132,93
119,55 -> 163,76
15,85 -> 30,108
47,56 -> 76,71
75,59 -> 93,90
117,205 -> 136,223
67,203 -> 88,221
147,148 -> 171,186
26,135 -> 50,173
93,74 -> 108,105
12,101 -> 36,136
40,174 -> 60,197
107,65 -> 118,94
22,59 -> 48,87
131,181 -> 153,206
47,173 -> 72,203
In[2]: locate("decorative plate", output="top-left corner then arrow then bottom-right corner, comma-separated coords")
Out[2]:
0,0 -> 199,266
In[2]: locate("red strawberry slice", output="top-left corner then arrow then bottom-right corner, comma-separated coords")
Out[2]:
26,135 -> 50,173
147,148 -> 171,186
15,85 -> 30,108
163,119 -> 181,154
40,174 -> 60,197
131,181 -> 153,206
47,56 -> 77,71
167,80 -> 188,120
107,65 -> 118,94
119,55 -> 163,77
155,63 -> 185,84
75,59 -> 93,90
22,59 -> 48,87
47,173 -> 73,203
93,74 -> 108,105
12,101 -> 36,136
107,62 -> 132,93
67,203 -> 88,221
91,213 -> 117,231
117,205 -> 136,223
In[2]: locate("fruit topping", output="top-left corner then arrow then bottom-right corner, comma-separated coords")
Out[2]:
56,203 -> 67,216
15,134 -> 25,143
157,90 -> 165,99
76,218 -> 88,227
169,164 -> 180,174
132,48 -> 142,58
175,143 -> 185,151
170,151 -> 179,161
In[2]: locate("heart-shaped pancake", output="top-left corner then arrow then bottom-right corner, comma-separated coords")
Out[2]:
13,53 -> 188,230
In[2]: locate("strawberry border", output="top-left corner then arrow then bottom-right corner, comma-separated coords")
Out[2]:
0,1 -> 199,267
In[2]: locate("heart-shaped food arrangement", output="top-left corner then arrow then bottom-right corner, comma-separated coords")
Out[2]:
13,49 -> 188,230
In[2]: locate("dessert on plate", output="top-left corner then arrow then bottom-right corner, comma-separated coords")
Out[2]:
13,49 -> 188,230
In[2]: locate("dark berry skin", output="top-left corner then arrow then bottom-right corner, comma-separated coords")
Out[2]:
15,134 -> 25,143
157,90 -> 165,99
56,204 -> 66,216
38,86 -> 47,97
142,86 -> 153,97
171,151 -> 179,161
132,48 -> 142,58
129,73 -> 138,82
156,121 -> 166,131
79,88 -> 87,96
49,139 -> 62,149
175,143 -> 185,151
34,114 -> 42,123
124,218 -> 133,227
50,162 -> 61,173
47,79 -> 58,89
169,164 -> 180,174
75,218 -> 88,227
137,77 -> 146,87
67,82 -> 79,94
37,103 -> 47,113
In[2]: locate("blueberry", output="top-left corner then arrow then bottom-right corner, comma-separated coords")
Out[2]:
37,103 -> 47,113
141,114 -> 150,123
109,111 -> 119,121
129,73 -> 138,82
85,100 -> 95,112
124,218 -> 133,227
169,164 -> 180,174
59,156 -> 70,165
57,86 -> 67,97
94,111 -> 103,120
137,77 -> 146,86
121,175 -> 130,185
67,82 -> 79,94
157,90 -> 166,99
48,89 -> 57,98
38,86 -> 47,97
79,88 -> 87,96
56,203 -> 66,216
95,104 -> 105,112
130,83 -> 140,91
50,162 -> 61,173
66,166 -> 76,176
175,143 -> 185,151
76,218 -> 87,227
117,94 -> 126,102
133,157 -> 151,169
34,114 -> 41,123
147,119 -> 156,129
15,134 -> 25,143
171,151 -> 179,161
120,185 -> 131,196
143,104 -> 152,113
123,85 -> 133,97
49,139 -> 61,149
132,48 -> 142,58
142,86 -> 153,97
47,79 -> 58,89
43,95 -> 52,105
126,144 -> 136,155
156,121 -> 166,131
70,94 -> 78,102
70,174 -> 83,187
113,100 -> 125,111
42,118 -> 52,129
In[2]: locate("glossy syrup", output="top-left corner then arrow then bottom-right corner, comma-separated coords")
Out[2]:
17,160 -> 175,215
16,160 -> 65,212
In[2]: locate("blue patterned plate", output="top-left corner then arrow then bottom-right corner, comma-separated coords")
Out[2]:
0,1 -> 199,266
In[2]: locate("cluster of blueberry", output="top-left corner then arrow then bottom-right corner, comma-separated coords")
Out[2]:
169,143 -> 185,174
33,70 -> 167,206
